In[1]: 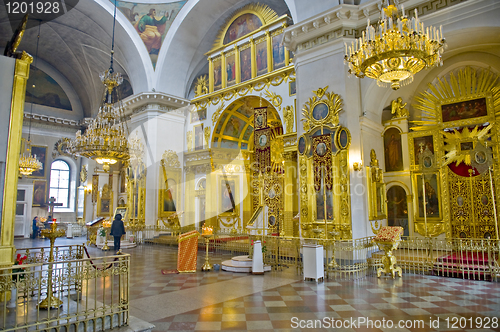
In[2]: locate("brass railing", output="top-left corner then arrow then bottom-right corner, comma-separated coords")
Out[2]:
140,225 -> 500,281
0,254 -> 129,331
17,244 -> 85,264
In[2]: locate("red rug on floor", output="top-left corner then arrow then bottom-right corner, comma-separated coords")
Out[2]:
433,251 -> 496,280
161,269 -> 179,274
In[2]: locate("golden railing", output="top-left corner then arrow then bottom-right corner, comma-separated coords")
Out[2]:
17,244 -> 85,264
0,254 -> 129,331
140,226 -> 500,281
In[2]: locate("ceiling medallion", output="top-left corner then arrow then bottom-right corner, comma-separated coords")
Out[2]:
344,1 -> 445,90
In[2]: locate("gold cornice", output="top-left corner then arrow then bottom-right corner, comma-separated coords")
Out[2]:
192,66 -> 294,109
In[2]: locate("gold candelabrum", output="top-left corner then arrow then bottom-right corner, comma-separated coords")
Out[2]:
38,222 -> 66,309
68,70 -> 129,172
201,225 -> 213,271
344,3 -> 445,90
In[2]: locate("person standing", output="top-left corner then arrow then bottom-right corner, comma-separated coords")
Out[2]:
32,216 -> 39,239
110,214 -> 126,254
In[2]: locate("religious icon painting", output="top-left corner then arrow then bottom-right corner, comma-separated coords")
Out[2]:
312,102 -> 329,121
415,173 -> 441,220
33,180 -> 46,206
289,80 -> 296,96
191,108 -> 207,123
384,128 -> 403,172
336,127 -> 350,150
441,97 -> 487,123
457,196 -> 464,207
114,207 -> 128,221
475,151 -> 487,164
268,187 -> 276,199
255,40 -> 268,76
298,135 -> 307,155
253,107 -> 267,130
226,53 -> 236,87
272,33 -> 286,70
268,215 -> 276,226
213,57 -> 222,91
481,195 -> 488,206
413,135 -> 434,164
28,145 -> 47,178
220,178 -> 236,215
316,142 -> 327,156
240,47 -> 252,82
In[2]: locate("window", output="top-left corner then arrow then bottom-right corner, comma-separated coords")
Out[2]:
49,160 -> 70,208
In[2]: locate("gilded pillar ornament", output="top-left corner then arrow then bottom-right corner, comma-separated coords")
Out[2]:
265,30 -> 272,73
250,37 -> 256,79
284,105 -> 295,133
221,51 -> 227,89
204,126 -> 211,149
208,57 -> 214,93
194,75 -> 208,97
234,44 -> 241,84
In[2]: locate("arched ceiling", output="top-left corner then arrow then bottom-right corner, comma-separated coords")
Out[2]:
0,0 -> 151,118
212,96 -> 282,150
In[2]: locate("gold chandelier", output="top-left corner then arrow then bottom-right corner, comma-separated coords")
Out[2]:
344,1 -> 445,90
68,71 -> 129,172
19,22 -> 42,177
19,140 -> 42,176
68,1 -> 129,172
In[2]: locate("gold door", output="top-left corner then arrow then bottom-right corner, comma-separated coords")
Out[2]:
449,169 -> 497,239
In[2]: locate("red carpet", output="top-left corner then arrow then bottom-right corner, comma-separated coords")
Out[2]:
161,269 -> 179,274
433,251 -> 496,280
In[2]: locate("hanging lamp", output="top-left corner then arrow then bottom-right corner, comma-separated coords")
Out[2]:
19,21 -> 43,176
68,0 -> 129,172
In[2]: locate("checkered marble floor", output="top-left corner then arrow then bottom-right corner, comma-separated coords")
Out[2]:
14,237 -> 500,331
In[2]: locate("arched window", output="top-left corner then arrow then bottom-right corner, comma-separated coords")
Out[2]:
49,160 -> 70,208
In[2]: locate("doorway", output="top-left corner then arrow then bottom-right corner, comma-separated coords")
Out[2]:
15,184 -> 33,238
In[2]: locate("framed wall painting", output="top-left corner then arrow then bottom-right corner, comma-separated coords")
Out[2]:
240,47 -> 252,82
213,57 -> 222,91
413,172 -> 441,220
32,180 -> 46,206
114,207 -> 127,221
226,53 -> 236,87
312,102 -> 329,121
289,80 -> 296,96
194,124 -> 204,150
97,184 -> 113,217
384,127 -> 404,172
412,135 -> 434,166
441,97 -> 487,123
272,33 -> 286,70
220,177 -> 237,215
255,39 -> 268,76
28,145 -> 47,178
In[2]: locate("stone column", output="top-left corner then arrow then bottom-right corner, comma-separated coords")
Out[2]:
283,151 -> 298,237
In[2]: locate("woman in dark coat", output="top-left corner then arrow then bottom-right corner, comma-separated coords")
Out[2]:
32,216 -> 39,239
110,214 -> 126,254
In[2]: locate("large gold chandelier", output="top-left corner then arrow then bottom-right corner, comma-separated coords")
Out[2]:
68,71 -> 129,171
68,1 -> 129,171
19,140 -> 42,176
344,1 -> 445,90
19,22 -> 42,177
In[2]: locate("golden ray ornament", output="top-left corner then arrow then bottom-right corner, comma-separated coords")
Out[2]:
344,1 -> 445,90
442,124 -> 493,167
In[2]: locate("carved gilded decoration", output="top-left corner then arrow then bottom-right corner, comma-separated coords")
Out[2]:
284,105 -> 295,133
391,97 -> 409,118
298,87 -> 351,239
410,67 -> 500,238
194,75 -> 208,97
301,86 -> 342,131
204,126 -> 211,149
158,150 -> 182,219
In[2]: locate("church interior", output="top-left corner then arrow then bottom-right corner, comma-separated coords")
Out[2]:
1,0 -> 500,331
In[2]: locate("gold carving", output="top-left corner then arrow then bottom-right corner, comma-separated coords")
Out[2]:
161,150 -> 180,168
284,105 -> 294,133
391,97 -> 409,118
264,89 -> 282,108
194,75 -> 208,97
367,150 -> 386,221
80,165 -> 88,183
211,101 -> 225,125
204,126 -> 211,148
301,86 -> 343,131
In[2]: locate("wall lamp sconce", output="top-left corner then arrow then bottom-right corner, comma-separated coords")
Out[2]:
353,161 -> 363,171
84,184 -> 92,195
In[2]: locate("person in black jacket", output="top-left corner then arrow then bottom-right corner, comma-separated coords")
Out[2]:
110,214 -> 126,254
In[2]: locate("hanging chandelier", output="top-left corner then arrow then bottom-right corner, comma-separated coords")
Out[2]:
19,140 -> 42,176
68,0 -> 129,172
19,21 -> 42,176
344,1 -> 445,90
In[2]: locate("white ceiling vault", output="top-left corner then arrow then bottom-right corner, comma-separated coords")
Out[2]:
0,0 -> 296,119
